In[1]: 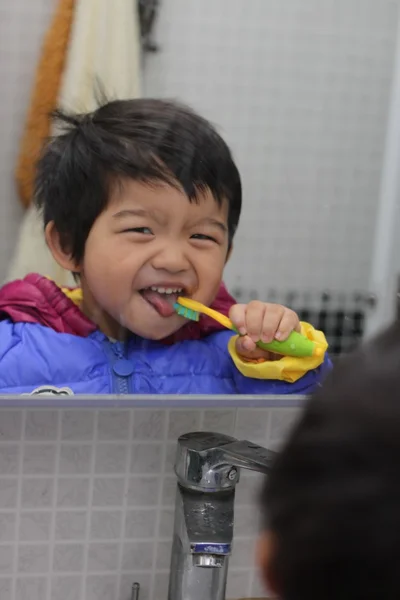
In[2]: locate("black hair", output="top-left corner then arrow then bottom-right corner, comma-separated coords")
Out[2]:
261,319 -> 400,600
34,98 -> 242,263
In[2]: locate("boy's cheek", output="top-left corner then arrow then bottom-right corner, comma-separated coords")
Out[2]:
200,265 -> 225,303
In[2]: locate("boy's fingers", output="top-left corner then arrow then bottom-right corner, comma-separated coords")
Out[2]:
235,336 -> 274,359
244,301 -> 266,342
236,335 -> 256,354
229,304 -> 248,335
274,310 -> 301,341
260,305 -> 285,343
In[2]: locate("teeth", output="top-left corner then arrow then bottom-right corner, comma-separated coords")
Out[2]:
150,286 -> 183,294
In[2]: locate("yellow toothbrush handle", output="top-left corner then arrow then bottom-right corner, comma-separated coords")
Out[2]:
176,297 -> 321,358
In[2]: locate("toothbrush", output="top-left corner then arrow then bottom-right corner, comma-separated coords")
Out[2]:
174,297 -> 324,358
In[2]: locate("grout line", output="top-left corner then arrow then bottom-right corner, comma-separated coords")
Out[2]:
115,408 -> 134,600
46,409 -> 62,600
232,406 -> 238,437
198,408 -> 205,430
151,408 -> 169,600
265,408 -> 273,446
79,409 -> 98,600
11,409 -> 26,600
10,568 -> 157,578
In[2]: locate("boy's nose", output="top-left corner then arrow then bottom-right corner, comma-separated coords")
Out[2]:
151,245 -> 190,273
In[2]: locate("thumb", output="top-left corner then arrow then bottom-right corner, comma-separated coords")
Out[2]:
235,335 -> 274,360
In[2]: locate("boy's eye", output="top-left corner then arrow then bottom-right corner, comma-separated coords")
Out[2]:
191,233 -> 218,242
123,227 -> 153,235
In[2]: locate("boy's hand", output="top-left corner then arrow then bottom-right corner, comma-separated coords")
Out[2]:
229,301 -> 301,361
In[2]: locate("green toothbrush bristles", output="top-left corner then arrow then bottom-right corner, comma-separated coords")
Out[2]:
174,302 -> 200,321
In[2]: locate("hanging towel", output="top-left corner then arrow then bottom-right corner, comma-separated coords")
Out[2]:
15,0 -> 76,209
7,0 -> 142,286
8,0 -> 76,286
57,0 -> 142,113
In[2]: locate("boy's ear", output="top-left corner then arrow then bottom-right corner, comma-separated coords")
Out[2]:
45,222 -> 81,273
226,244 -> 233,263
256,531 -> 281,597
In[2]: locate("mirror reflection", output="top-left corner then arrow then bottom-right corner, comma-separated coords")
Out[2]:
0,0 -> 399,396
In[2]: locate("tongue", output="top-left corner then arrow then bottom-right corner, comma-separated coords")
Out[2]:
141,289 -> 178,317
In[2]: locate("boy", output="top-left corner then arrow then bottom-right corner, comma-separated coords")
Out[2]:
258,320 -> 400,600
0,99 -> 330,395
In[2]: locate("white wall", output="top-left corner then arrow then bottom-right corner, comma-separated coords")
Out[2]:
143,0 -> 399,299
0,0 -> 57,281
0,0 -> 398,303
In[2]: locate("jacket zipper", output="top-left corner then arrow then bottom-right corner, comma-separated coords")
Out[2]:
104,340 -> 133,394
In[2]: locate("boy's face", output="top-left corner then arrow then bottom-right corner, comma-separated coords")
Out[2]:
79,180 -> 230,340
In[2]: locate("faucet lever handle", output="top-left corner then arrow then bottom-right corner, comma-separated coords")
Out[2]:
220,440 -> 276,474
175,432 -> 276,490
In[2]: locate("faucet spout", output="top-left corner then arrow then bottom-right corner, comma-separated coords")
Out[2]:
168,485 -> 233,600
168,431 -> 277,600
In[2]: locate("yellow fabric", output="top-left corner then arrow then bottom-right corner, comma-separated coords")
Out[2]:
61,286 -> 82,306
15,0 -> 76,208
228,322 -> 328,383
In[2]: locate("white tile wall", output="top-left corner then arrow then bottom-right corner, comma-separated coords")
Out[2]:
143,0 -> 399,296
0,406 -> 300,600
1,0 -> 399,298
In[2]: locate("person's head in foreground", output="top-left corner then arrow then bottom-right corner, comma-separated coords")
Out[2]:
37,98 -> 241,341
258,319 -> 400,600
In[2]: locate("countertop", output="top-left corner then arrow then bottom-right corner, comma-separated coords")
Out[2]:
0,393 -> 308,408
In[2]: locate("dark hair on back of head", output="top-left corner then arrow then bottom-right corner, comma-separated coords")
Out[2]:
34,98 -> 242,263
261,319 -> 400,600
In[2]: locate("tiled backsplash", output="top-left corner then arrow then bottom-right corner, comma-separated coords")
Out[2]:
0,407 -> 300,600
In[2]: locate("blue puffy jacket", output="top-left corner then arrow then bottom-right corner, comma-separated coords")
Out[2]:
0,275 -> 331,395
0,322 -> 330,395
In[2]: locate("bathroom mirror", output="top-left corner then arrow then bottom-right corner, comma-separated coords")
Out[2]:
1,0 -> 400,362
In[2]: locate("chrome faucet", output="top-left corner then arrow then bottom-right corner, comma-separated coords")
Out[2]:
168,432 -> 276,600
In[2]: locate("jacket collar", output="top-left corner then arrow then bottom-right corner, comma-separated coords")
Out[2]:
0,273 -> 236,343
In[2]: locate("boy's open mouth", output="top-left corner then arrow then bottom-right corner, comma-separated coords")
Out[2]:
139,286 -> 186,318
